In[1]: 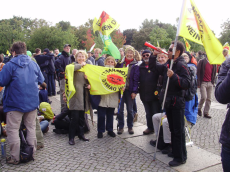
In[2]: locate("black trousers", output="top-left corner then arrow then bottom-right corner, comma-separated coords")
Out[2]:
54,117 -> 70,131
166,104 -> 187,162
69,110 -> 85,139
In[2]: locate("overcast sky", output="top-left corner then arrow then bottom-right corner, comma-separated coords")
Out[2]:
1,0 -> 229,38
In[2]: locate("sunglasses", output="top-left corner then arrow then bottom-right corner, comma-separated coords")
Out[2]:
142,54 -> 150,58
168,48 -> 173,52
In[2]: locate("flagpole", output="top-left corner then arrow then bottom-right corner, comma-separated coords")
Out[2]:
153,0 -> 186,161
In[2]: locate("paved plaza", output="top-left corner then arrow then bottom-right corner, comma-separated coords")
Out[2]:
0,88 -> 225,172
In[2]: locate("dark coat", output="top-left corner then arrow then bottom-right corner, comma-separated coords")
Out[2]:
116,58 -> 140,94
35,54 -> 53,73
47,53 -> 55,74
54,51 -> 71,79
215,58 -> 230,146
149,55 -> 191,109
95,57 -> 104,66
39,89 -> 49,104
197,58 -> 217,87
139,61 -> 159,102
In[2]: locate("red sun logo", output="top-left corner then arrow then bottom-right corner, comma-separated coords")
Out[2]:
107,74 -> 125,85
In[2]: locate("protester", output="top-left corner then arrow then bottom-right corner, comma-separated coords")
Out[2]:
39,82 -> 49,104
139,49 -> 161,135
196,51 -> 204,62
116,46 -> 139,135
223,49 -> 230,60
0,54 -> 5,104
133,50 -> 142,122
94,48 -> 104,66
70,49 -> 78,63
96,56 -> 118,138
55,44 -> 71,112
149,41 -> 191,166
54,48 -> 60,60
119,48 -> 125,62
0,41 -> 44,164
215,57 -> 230,172
197,55 -> 216,118
87,51 -> 95,65
68,50 -> 92,145
43,48 -> 56,96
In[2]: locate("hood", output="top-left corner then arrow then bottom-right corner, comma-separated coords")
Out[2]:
10,54 -> 32,68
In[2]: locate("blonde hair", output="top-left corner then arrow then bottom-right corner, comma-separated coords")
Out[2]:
75,50 -> 88,61
104,56 -> 117,67
134,50 -> 142,61
94,48 -> 102,54
125,46 -> 135,55
157,53 -> 168,61
181,53 -> 189,58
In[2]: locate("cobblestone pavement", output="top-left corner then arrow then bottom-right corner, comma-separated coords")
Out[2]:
0,87 -> 224,171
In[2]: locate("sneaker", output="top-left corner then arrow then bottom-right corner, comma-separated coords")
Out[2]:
97,132 -> 103,138
6,157 -> 20,165
128,128 -> 134,134
117,128 -> 124,135
143,128 -> 154,135
108,131 -> 116,137
169,160 -> 186,167
204,114 -> 212,119
133,113 -> 138,122
149,140 -> 156,147
198,109 -> 202,116
161,144 -> 172,154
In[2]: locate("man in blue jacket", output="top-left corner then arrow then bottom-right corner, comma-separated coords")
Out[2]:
215,58 -> 230,172
0,42 -> 44,164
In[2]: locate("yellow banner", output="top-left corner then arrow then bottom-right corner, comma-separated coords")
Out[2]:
183,37 -> 191,52
79,64 -> 128,95
65,64 -> 76,108
178,0 -> 225,64
93,11 -> 120,36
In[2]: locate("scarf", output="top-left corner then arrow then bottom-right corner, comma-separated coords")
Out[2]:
125,58 -> 133,67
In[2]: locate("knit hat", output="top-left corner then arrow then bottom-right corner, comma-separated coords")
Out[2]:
43,48 -> 50,54
142,49 -> 151,55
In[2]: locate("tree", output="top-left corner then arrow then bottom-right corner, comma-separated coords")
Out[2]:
94,32 -> 104,50
219,19 -> 230,45
82,29 -> 94,51
123,29 -> 137,45
111,29 -> 126,49
28,26 -> 79,51
149,26 -> 172,49
57,21 -> 71,31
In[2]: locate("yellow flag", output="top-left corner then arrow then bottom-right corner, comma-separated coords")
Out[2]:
183,37 -> 191,52
178,0 -> 225,64
157,40 -> 160,47
93,11 -> 120,36
79,64 -> 128,95
65,64 -> 76,108
6,50 -> 9,55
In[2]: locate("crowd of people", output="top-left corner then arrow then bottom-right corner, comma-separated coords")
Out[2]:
0,41 -> 229,171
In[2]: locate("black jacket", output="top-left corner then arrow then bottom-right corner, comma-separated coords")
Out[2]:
54,51 -> 71,79
35,54 -> 53,73
215,58 -> 230,146
47,54 -> 55,74
139,61 -> 159,102
149,55 -> 191,109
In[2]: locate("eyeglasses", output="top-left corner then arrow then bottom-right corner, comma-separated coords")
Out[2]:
142,54 -> 150,58
168,48 -> 173,52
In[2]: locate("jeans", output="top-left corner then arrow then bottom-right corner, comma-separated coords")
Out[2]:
198,81 -> 213,114
133,98 -> 137,114
142,100 -> 161,130
40,120 -> 49,133
97,106 -> 114,133
48,74 -> 56,96
117,89 -> 134,129
221,144 -> 230,172
0,87 -> 4,104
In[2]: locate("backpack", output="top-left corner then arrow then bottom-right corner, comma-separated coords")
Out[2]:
184,65 -> 197,101
39,102 -> 54,120
19,127 -> 34,163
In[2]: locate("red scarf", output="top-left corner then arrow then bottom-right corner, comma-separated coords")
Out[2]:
125,58 -> 133,67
